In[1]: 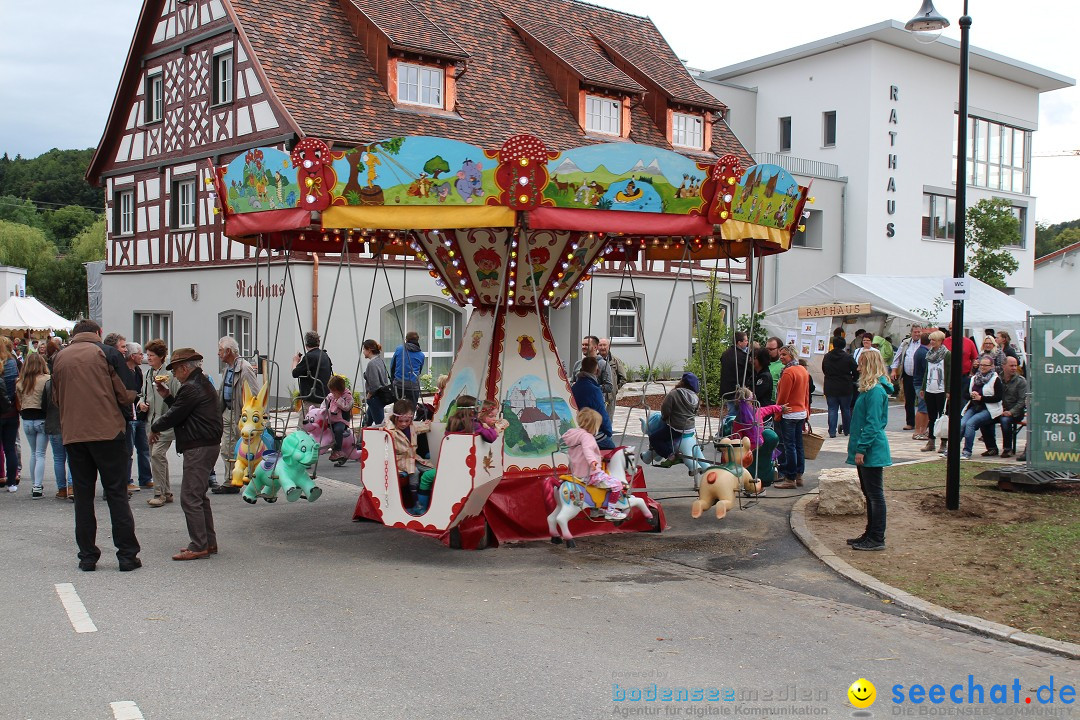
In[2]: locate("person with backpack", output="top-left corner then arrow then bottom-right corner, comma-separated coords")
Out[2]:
292,331 -> 333,418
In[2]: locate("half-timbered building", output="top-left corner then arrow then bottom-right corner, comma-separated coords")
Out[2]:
88,0 -> 754,384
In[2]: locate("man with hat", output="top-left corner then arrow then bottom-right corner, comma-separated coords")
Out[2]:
51,319 -> 141,572
151,348 -> 224,561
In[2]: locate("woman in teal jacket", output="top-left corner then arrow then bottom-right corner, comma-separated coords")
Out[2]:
846,349 -> 893,551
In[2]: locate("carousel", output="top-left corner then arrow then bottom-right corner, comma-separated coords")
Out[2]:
207,133 -> 810,549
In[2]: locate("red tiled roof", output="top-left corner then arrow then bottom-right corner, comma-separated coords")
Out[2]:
594,35 -> 724,111
348,0 -> 469,60
229,0 -> 751,162
503,11 -> 644,95
1035,240 -> 1080,266
518,406 -> 556,423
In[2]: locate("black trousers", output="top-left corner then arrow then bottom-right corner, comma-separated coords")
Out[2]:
66,434 -> 140,565
902,373 -> 917,426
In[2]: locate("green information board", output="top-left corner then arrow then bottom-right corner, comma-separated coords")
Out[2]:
1028,314 -> 1080,472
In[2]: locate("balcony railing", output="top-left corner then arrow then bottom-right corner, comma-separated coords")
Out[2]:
752,152 -> 840,180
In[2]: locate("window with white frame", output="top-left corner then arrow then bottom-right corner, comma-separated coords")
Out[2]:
791,209 -> 823,249
608,295 -> 641,343
397,62 -> 443,108
672,112 -> 703,150
173,178 -> 196,229
822,111 -> 837,147
953,116 -> 1030,194
690,292 -> 733,361
921,193 -> 956,242
1008,205 -> 1027,248
133,312 -> 172,348
219,311 -> 252,358
116,190 -> 134,236
381,299 -> 462,379
779,116 -> 792,152
212,52 -> 233,105
586,95 -> 621,136
145,72 -> 163,123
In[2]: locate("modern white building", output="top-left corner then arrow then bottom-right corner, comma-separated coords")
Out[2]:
695,20 -> 1075,307
0,265 -> 27,300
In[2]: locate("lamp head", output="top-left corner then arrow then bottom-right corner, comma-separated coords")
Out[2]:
905,0 -> 949,42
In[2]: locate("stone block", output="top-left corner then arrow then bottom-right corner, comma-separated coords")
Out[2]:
816,467 -> 866,516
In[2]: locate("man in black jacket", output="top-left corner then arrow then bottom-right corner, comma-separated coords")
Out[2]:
152,348 -> 224,561
292,331 -> 333,417
719,331 -> 751,413
822,337 -> 859,437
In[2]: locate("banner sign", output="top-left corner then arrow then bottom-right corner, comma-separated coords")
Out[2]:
1028,314 -> 1080,472
798,303 -> 872,319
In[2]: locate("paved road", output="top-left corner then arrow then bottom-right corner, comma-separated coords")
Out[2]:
2,403 -> 1074,719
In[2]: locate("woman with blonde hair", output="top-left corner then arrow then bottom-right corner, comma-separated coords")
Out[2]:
16,352 -> 50,497
846,348 -> 893,551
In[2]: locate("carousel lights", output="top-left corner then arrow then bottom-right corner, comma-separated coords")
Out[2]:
459,278 -> 467,286
510,260 -> 517,268
723,194 -> 733,203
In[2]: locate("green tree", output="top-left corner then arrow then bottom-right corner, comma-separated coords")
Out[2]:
0,220 -> 55,271
423,155 -> 450,178
965,198 -> 1020,290
28,256 -> 87,319
44,205 -> 99,250
69,217 -> 107,262
0,194 -> 44,228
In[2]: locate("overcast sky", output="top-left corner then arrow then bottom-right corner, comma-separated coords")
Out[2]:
1,0 -> 1075,223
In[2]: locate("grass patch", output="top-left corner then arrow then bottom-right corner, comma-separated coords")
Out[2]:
808,459 -> 1080,644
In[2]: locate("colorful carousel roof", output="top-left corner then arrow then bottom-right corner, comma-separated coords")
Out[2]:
208,134 -> 811,309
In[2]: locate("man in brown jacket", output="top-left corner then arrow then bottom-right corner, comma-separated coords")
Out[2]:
52,319 -> 141,572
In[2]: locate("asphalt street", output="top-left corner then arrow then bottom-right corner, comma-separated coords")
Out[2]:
2,401 -> 1075,719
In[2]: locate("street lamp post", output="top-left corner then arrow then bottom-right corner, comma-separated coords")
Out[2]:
906,0 -> 969,511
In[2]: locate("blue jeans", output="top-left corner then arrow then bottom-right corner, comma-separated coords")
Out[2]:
826,395 -> 852,436
778,418 -> 805,479
126,420 -> 153,486
365,398 -> 385,427
960,408 -> 993,455
857,464 -> 886,543
48,433 -> 73,490
23,419 -> 48,489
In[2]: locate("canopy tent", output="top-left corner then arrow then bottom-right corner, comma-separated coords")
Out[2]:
763,274 -> 1041,352
0,295 -> 76,334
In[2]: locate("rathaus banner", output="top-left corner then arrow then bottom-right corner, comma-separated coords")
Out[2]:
1028,314 -> 1080,472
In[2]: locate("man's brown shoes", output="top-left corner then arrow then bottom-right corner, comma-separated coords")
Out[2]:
172,548 -> 211,561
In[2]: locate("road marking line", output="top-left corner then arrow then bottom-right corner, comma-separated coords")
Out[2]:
110,701 -> 146,719
54,583 -> 97,633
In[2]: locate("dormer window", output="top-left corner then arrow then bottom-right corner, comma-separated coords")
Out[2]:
585,95 -> 621,136
672,112 -> 704,150
397,62 -> 444,108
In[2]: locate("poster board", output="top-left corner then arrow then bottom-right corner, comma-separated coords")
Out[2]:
1027,314 -> 1080,472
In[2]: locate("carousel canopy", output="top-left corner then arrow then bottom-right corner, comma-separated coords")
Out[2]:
0,295 -> 75,334
209,134 -> 812,309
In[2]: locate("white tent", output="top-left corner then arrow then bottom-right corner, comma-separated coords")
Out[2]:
0,295 -> 75,334
762,274 -> 1040,382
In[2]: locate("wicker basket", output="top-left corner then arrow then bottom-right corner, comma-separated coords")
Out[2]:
802,425 -> 825,460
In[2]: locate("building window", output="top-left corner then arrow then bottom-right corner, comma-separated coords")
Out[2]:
219,311 -> 252,359
921,193 -> 956,241
672,112 -> 704,150
212,52 -> 233,105
115,190 -> 134,236
133,312 -> 172,348
791,209 -> 823,249
397,62 -> 443,108
145,72 -> 163,123
954,116 -> 1030,194
381,299 -> 462,380
172,178 -> 196,229
779,116 -> 792,152
822,111 -> 836,147
608,295 -> 642,344
586,95 -> 621,136
1009,206 -> 1027,248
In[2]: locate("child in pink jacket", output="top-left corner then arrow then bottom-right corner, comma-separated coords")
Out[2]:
324,375 -> 355,463
561,408 -> 624,520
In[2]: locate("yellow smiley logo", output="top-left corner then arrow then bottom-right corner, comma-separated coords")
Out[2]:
848,678 -> 876,709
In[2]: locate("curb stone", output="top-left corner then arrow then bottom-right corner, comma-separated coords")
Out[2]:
790,494 -> 1080,661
